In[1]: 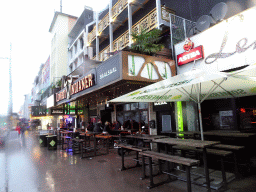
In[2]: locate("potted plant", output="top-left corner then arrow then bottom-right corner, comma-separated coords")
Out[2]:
130,28 -> 164,55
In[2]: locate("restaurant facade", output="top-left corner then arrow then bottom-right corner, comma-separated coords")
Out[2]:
174,6 -> 256,133
53,51 -> 175,129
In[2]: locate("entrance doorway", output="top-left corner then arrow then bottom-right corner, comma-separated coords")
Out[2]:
100,110 -> 112,125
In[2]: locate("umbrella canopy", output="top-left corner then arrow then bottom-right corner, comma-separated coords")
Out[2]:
110,64 -> 256,140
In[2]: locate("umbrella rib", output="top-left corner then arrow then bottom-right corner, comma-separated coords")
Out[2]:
200,78 -> 229,103
153,88 -> 172,103
211,79 -> 236,98
177,88 -> 198,103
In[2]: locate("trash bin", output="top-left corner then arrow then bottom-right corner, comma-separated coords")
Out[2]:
39,134 -> 48,147
46,135 -> 57,150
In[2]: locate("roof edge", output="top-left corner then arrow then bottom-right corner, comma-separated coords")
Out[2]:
49,11 -> 78,32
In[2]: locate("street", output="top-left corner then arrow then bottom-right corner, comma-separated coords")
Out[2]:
1,130 -> 256,192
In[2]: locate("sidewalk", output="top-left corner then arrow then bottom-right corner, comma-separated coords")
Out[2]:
0,130 -> 255,192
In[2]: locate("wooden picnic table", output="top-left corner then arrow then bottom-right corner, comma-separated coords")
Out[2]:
152,137 -> 220,191
125,135 -> 167,140
79,132 -> 101,157
95,134 -> 113,154
203,131 -> 256,137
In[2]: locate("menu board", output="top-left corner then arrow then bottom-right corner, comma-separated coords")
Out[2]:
219,110 -> 233,129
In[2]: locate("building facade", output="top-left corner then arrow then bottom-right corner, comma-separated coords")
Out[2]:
49,12 -> 77,85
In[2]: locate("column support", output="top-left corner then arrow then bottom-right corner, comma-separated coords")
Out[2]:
109,0 -> 113,52
96,11 -> 99,60
128,2 -> 133,47
156,0 -> 162,29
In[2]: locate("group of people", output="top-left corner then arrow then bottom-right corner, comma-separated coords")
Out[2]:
15,122 -> 26,136
86,119 -> 145,134
86,120 -> 113,133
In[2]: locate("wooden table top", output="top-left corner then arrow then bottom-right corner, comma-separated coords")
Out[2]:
125,135 -> 168,140
152,138 -> 220,148
95,134 -> 112,139
203,131 -> 256,137
79,132 -> 101,136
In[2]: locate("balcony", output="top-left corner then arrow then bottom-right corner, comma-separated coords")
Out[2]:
97,7 -> 158,61
88,26 -> 96,45
90,3 -> 175,61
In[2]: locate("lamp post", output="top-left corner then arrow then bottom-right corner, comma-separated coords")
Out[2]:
0,43 -> 13,131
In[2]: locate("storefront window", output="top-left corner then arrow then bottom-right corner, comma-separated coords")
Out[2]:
139,102 -> 148,109
124,104 -> 130,111
140,111 -> 148,124
131,103 -> 138,110
239,108 -> 256,130
116,103 -> 149,127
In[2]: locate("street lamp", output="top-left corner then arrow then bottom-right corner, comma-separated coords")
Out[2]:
0,43 -> 13,131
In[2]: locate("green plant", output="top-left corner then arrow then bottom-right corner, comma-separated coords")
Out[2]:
131,28 -> 164,55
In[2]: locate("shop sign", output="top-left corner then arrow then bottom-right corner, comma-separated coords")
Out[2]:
56,88 -> 67,102
100,67 -> 117,80
97,56 -> 120,87
177,45 -> 204,66
50,109 -> 64,115
71,74 -> 95,95
175,7 -> 256,73
153,102 -> 172,111
154,101 -> 167,106
31,106 -> 47,116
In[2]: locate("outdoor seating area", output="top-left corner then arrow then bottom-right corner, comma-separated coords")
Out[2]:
34,128 -> 255,192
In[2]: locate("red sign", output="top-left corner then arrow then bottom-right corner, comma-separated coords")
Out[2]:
56,88 -> 67,102
71,74 -> 95,95
177,45 -> 204,66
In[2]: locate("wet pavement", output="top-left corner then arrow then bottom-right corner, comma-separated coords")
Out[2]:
0,130 -> 256,192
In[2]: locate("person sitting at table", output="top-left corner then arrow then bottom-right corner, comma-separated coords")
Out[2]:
93,120 -> 103,133
103,121 -> 111,134
87,122 -> 94,132
113,121 -> 121,130
124,120 -> 131,129
131,120 -> 139,132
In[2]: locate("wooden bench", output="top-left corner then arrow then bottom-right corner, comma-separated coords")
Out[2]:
140,151 -> 200,192
173,145 -> 233,187
117,144 -> 149,171
211,144 -> 244,178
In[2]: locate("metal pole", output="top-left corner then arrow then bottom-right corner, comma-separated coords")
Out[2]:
198,102 -> 204,141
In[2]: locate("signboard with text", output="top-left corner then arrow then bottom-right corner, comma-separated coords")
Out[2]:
175,7 -> 256,74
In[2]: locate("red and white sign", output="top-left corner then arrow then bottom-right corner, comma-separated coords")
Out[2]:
177,45 -> 204,66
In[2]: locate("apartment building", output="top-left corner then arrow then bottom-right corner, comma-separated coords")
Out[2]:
49,12 -> 77,85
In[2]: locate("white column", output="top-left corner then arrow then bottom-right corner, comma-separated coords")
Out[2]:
96,11 -> 99,60
128,1 -> 133,47
85,25 -> 89,56
109,0 -> 113,52
156,0 -> 162,29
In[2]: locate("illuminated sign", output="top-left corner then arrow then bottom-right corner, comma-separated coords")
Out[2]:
177,45 -> 204,66
71,74 -> 95,95
154,102 -> 167,106
56,88 -> 67,102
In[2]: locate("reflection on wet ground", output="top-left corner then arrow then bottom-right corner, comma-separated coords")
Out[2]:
0,130 -> 256,192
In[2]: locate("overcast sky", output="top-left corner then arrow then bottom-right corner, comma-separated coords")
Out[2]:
0,0 -> 109,115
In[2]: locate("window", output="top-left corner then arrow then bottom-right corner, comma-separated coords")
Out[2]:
124,104 -> 130,111
139,103 -> 148,109
131,103 -> 138,110
80,38 -> 84,49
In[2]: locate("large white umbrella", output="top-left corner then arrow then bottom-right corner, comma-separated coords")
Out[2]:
110,64 -> 256,140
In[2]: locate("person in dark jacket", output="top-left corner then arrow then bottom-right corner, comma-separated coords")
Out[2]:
87,122 -> 94,132
93,120 -> 103,133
